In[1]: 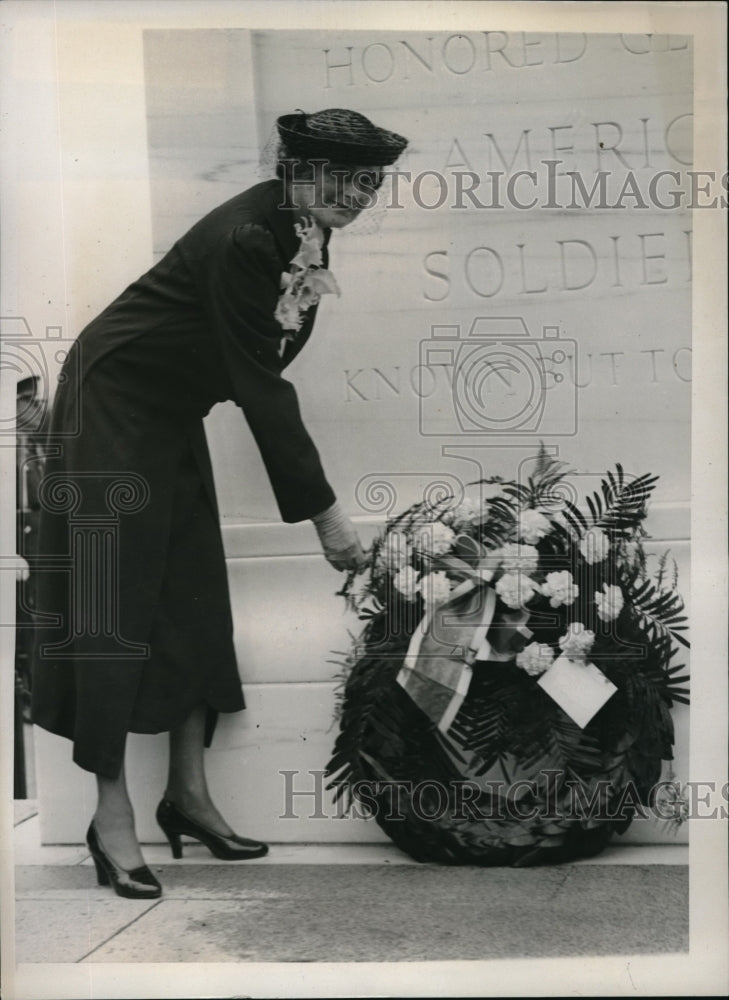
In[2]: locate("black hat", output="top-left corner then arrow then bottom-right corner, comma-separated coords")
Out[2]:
276,108 -> 408,166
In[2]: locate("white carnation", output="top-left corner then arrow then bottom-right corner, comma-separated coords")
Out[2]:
518,509 -> 551,544
418,571 -> 453,607
381,530 -> 410,570
541,570 -> 579,608
580,527 -> 610,565
393,567 -> 419,602
516,642 -> 556,677
449,496 -> 487,530
558,622 -> 595,660
495,571 -> 537,610
497,543 -> 539,574
412,520 -> 456,557
595,583 -> 624,622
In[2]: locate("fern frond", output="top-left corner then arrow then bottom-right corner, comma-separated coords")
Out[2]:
585,469 -> 659,534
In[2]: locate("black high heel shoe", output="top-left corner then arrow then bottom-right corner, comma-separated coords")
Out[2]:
86,822 -> 162,899
156,798 -> 268,861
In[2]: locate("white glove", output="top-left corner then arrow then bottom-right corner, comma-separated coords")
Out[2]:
13,555 -> 30,582
312,500 -> 367,571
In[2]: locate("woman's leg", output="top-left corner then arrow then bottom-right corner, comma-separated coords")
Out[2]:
93,756 -> 146,871
164,705 -> 235,836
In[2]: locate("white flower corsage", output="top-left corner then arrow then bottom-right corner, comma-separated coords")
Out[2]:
274,217 -> 340,338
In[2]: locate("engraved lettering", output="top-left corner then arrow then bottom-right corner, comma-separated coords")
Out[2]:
593,121 -> 634,170
548,126 -> 574,170
639,233 -> 667,285
442,139 -> 474,172
619,34 -> 651,55
673,347 -> 691,383
517,243 -> 548,294
522,33 -> 544,66
665,113 -> 693,166
344,369 -> 369,402
410,364 -> 439,398
323,31 -> 592,90
609,235 -> 623,287
339,348 -> 692,405
361,42 -> 395,84
322,47 -> 354,88
442,34 -> 477,75
465,247 -> 504,298
555,33 -> 587,63
481,31 -> 519,70
400,37 -> 435,77
558,239 -> 598,291
423,251 -> 450,301
600,351 -> 624,386
641,348 -> 665,383
484,129 -> 533,172
372,367 -> 401,399
573,352 -> 593,388
622,34 -> 690,54
639,117 -> 651,168
415,228 -> 687,303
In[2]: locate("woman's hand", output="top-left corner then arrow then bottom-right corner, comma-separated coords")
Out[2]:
311,501 -> 368,572
323,538 -> 367,572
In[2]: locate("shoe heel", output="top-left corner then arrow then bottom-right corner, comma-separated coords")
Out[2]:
93,856 -> 110,886
166,831 -> 183,860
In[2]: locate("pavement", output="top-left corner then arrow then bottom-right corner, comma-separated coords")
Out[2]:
12,800 -> 688,966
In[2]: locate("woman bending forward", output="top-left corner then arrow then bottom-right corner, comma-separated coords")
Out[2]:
32,108 -> 408,898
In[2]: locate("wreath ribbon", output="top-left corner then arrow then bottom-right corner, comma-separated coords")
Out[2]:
396,570 -> 532,734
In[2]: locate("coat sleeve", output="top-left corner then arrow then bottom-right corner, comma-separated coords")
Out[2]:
202,223 -> 336,523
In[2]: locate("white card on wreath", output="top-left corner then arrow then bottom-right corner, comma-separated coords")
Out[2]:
537,656 -> 617,729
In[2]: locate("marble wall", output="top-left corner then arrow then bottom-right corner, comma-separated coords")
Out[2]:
145,29 -> 692,524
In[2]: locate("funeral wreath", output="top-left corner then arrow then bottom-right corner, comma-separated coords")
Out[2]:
326,450 -> 690,866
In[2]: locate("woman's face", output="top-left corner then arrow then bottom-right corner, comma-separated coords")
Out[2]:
288,161 -> 383,229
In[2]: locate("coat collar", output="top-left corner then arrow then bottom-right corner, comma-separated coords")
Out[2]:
260,180 -> 331,266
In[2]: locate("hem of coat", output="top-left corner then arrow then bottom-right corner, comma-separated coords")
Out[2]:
33,698 -> 246,780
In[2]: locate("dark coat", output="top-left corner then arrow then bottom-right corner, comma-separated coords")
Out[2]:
31,179 -> 336,777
